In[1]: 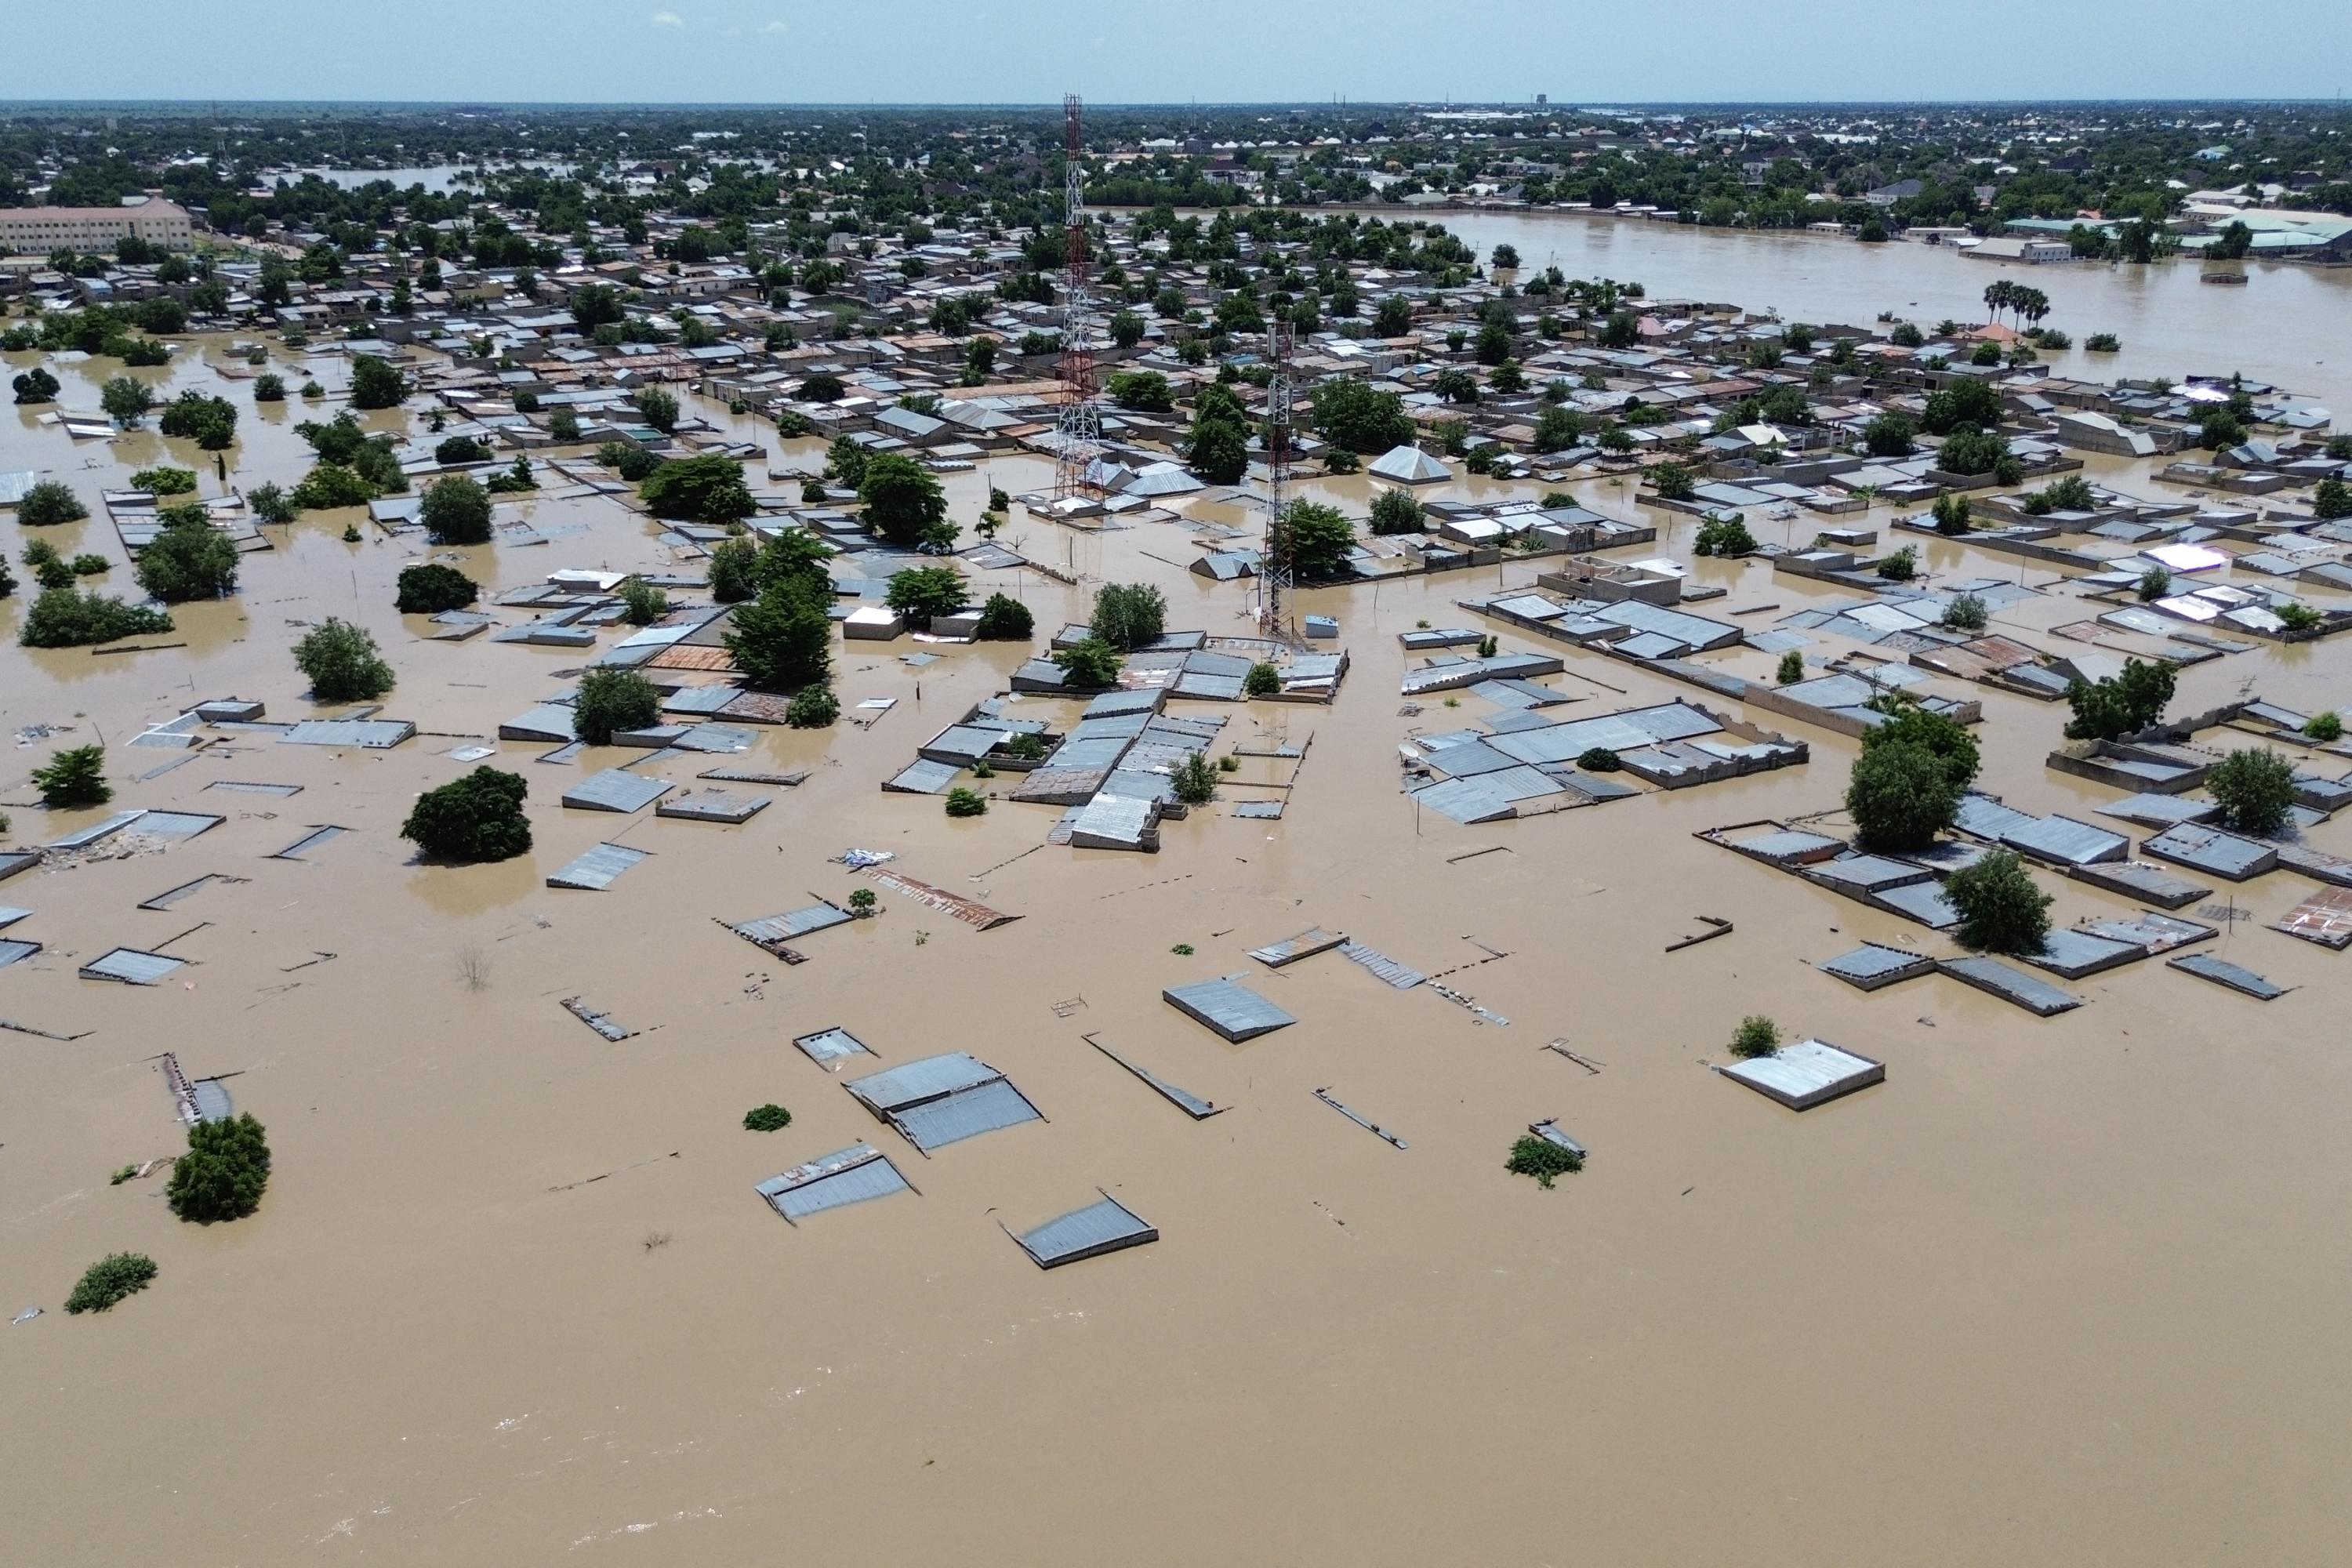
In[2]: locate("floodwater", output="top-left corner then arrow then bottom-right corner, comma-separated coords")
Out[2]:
6,285 -> 2352,1566
1428,209 -> 2352,411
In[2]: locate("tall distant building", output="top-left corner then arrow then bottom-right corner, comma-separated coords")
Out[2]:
0,196 -> 194,254
1537,93 -> 1548,107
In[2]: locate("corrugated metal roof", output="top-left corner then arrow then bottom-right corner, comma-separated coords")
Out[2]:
1718,1039 -> 1885,1110
884,758 -> 961,794
1014,1196 -> 1158,1268
1163,978 -> 1297,1041
134,811 -> 225,842
655,789 -> 768,822
2168,952 -> 2289,999
191,1080 -> 234,1122
546,842 -> 650,890
269,825 -> 348,861
46,810 -> 147,851
2002,815 -> 2129,867
1247,927 -> 1346,967
894,1077 -> 1044,1150
138,873 -> 247,911
1410,777 -> 1514,824
79,947 -> 187,985
280,719 -> 416,748
0,937 -> 40,969
1231,799 -> 1284,819
793,1025 -> 872,1067
1817,943 -> 1936,989
757,1144 -> 913,1221
561,769 -> 673,813
731,902 -> 852,945
1937,956 -> 2082,1016
845,1051 -> 1000,1111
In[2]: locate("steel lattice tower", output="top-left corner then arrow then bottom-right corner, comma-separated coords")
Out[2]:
1258,318 -> 1295,640
1051,94 -> 1101,503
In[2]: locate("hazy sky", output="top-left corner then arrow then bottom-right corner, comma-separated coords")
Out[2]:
12,0 -> 2352,104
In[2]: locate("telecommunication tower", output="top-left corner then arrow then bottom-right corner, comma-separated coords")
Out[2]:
1258,318 -> 1295,640
1051,93 -> 1101,502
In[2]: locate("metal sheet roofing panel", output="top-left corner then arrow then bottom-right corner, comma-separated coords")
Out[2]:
845,1051 -> 1000,1112
1937,956 -> 2082,1016
1410,777 -> 1514,824
793,1026 -> 873,1068
1163,978 -> 1297,1041
79,947 -> 187,985
1717,1039 -> 1885,1110
1014,1196 -> 1158,1268
546,842 -> 650,890
884,758 -> 962,794
894,1078 -> 1044,1150
1816,943 -> 1936,990
2002,815 -> 2129,867
561,769 -> 673,813
0,937 -> 39,969
280,719 -> 416,748
757,1144 -> 913,1221
134,811 -> 225,842
269,825 -> 348,860
731,902 -> 853,946
45,810 -> 147,851
2167,953 -> 2289,999
2142,823 -> 2278,881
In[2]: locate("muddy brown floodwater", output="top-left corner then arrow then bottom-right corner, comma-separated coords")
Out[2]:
5,292 -> 2352,1567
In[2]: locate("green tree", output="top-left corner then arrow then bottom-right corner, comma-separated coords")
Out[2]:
787,684 -> 840,727
634,387 -> 680,433
572,669 -> 662,744
1863,412 -> 1915,456
753,526 -> 836,593
1244,661 -> 1282,697
419,476 -> 493,544
16,481 -> 88,526
293,618 -> 394,702
1946,849 -> 2053,955
1505,1136 -> 1581,1189
1369,488 -> 1425,535
1534,405 -> 1584,453
64,1253 -> 158,1314
1108,309 -> 1145,348
858,452 -> 952,550
31,744 -> 111,808
158,390 -> 238,449
1373,295 -> 1414,337
1650,462 -> 1696,501
2063,657 -> 2176,742
1171,753 -> 1218,805
395,564 -> 478,614
726,575 -> 833,691
167,1113 -> 272,1223
1943,593 -> 1989,631
1730,1015 -> 1780,1058
945,786 -> 988,818
1091,583 -> 1167,651
2206,748 -> 2297,837
1862,702 -> 1980,790
402,766 -> 532,863
2312,477 -> 2352,521
1185,412 -> 1250,485
134,505 -> 239,602
1283,499 -> 1356,579
100,375 -> 154,426
1936,426 -> 2011,476
12,366 -> 60,405
1311,379 -> 1414,453
1052,636 -> 1123,688
1432,368 -> 1479,404
706,536 -> 759,603
975,593 -> 1033,640
1777,649 -> 1806,684
887,564 -> 968,625
1846,739 -> 1961,851
1107,369 -> 1173,411
743,1104 -> 793,1132
1933,494 -> 1972,535
1919,379 -> 2002,435
348,354 -> 407,409
642,456 -> 753,524
19,587 -> 171,648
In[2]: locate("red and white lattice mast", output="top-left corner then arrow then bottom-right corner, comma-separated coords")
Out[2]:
1051,93 -> 1101,503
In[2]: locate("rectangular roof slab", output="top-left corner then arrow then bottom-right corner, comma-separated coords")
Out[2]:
79,947 -> 188,985
2167,953 -> 2291,1000
1163,978 -> 1298,1042
1718,1039 -> 1886,1110
546,842 -> 649,891
2270,887 -> 2352,949
1012,1196 -> 1159,1269
1937,956 -> 2083,1016
892,1078 -> 1044,1151
844,1051 -> 1004,1112
756,1143 -> 913,1222
793,1025 -> 873,1069
561,769 -> 674,813
2021,927 -> 2146,979
1247,927 -> 1347,967
2067,859 -> 2213,909
654,789 -> 768,823
1816,943 -> 1936,991
2142,823 -> 2278,882
2002,815 -> 2129,867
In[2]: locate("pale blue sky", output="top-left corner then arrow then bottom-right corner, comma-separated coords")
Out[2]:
11,0 -> 2351,104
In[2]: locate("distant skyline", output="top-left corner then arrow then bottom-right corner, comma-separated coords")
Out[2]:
13,1 -> 2352,107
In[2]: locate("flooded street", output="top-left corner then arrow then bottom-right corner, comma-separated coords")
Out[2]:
6,241 -> 2352,1567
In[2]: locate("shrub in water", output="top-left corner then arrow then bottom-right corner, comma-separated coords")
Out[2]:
65,1253 -> 158,1314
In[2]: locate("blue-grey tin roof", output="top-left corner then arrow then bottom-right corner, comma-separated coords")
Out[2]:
793,1026 -> 872,1066
561,769 -> 673,813
546,842 -> 650,890
1014,1196 -> 1158,1268
757,1144 -> 912,1220
1163,978 -> 1297,1041
894,1077 -> 1043,1150
845,1051 -> 1000,1111
732,902 -> 852,945
79,947 -> 188,985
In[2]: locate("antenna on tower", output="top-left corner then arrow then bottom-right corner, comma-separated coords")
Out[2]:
1258,315 -> 1295,642
1051,93 -> 1102,507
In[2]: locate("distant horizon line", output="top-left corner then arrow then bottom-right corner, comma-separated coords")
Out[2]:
1,96 -> 2343,113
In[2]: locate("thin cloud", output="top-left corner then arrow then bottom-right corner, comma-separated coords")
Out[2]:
758,20 -> 788,33
649,10 -> 685,27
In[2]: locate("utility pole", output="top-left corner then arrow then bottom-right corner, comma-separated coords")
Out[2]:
1258,316 -> 1295,642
